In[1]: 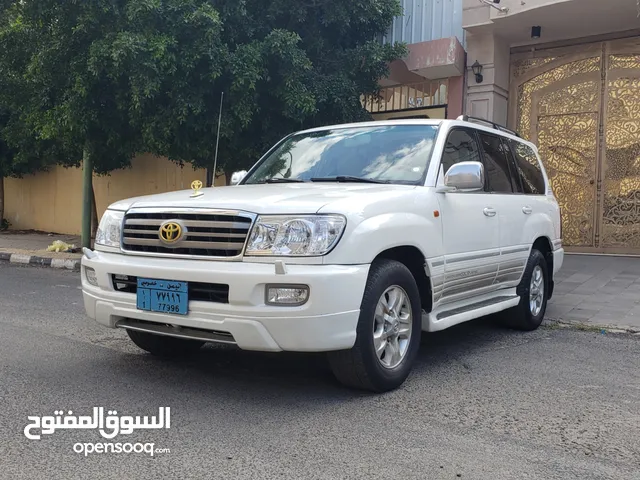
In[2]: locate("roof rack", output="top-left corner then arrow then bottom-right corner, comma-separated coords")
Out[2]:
456,115 -> 520,138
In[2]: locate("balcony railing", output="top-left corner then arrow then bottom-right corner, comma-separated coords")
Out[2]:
362,79 -> 449,113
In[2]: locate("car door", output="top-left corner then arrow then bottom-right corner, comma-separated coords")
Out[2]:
435,127 -> 500,304
507,138 -> 552,274
476,131 -> 529,289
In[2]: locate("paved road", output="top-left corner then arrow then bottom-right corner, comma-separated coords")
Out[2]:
1,263 -> 639,480
547,254 -> 640,329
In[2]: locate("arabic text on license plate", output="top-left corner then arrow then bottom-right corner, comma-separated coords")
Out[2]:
136,278 -> 188,315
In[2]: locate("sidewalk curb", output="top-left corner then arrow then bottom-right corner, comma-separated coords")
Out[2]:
0,252 -> 81,270
543,318 -> 640,335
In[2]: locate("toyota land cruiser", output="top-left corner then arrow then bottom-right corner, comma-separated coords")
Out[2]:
81,116 -> 564,392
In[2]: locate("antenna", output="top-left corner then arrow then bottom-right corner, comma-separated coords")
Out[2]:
212,91 -> 224,187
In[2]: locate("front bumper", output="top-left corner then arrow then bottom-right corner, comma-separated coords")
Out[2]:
81,251 -> 369,353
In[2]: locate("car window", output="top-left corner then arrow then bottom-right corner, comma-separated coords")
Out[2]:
477,132 -> 514,194
509,140 -> 546,195
500,137 -> 523,193
439,129 -> 481,179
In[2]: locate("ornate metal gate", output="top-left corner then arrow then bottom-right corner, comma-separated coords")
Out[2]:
510,37 -> 640,255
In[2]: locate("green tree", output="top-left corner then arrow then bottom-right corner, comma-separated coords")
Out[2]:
0,0 -> 404,245
125,0 -> 406,181
0,35 -> 80,229
0,0 -> 147,246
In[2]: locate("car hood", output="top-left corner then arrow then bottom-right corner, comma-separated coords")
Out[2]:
109,183 -> 418,215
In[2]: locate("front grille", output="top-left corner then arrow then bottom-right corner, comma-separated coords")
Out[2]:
112,275 -> 230,304
121,211 -> 253,258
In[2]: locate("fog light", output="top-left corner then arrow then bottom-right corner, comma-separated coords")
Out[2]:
85,267 -> 98,286
265,285 -> 309,306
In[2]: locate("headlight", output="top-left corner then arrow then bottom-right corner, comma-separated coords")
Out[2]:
245,215 -> 346,256
95,210 -> 124,248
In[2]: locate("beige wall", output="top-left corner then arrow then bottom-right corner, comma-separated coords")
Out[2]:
463,0 -> 573,28
463,0 -> 635,46
465,33 -> 510,124
4,154 -> 226,235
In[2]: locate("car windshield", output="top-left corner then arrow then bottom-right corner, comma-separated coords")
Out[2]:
242,124 -> 439,185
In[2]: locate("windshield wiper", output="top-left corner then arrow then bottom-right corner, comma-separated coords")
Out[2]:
263,178 -> 306,183
310,176 -> 388,184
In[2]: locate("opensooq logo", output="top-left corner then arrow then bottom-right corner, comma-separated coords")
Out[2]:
24,407 -> 170,440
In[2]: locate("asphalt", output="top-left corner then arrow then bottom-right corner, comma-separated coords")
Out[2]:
1,263 -> 639,480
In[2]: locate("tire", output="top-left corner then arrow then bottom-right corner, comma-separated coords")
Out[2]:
126,329 -> 204,358
327,259 -> 422,393
500,248 -> 549,331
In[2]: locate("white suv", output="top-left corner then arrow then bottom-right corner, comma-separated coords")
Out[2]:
81,116 -> 563,392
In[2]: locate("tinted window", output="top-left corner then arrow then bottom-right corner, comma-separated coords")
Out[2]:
501,138 -> 523,193
440,129 -> 481,179
509,140 -> 546,194
477,132 -> 514,193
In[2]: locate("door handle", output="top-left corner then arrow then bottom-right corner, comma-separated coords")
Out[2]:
483,207 -> 497,217
522,206 -> 533,215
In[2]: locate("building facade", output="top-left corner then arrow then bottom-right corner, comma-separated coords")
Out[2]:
463,0 -> 640,255
364,0 -> 467,121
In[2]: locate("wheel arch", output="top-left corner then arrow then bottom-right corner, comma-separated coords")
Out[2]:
373,246 -> 432,313
532,236 -> 554,298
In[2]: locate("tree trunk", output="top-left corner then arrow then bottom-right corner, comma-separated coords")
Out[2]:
91,181 -> 98,248
205,166 -> 214,188
81,145 -> 93,249
0,176 -> 5,227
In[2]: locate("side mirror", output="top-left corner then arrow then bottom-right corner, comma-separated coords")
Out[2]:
440,161 -> 485,192
230,170 -> 247,186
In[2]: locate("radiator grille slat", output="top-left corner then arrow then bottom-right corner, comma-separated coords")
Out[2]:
125,218 -> 251,230
123,229 -> 248,239
121,211 -> 253,259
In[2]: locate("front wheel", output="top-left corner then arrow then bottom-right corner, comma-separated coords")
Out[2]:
500,248 -> 549,331
327,259 -> 422,392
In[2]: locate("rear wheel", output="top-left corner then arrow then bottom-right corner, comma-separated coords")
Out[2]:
500,248 -> 549,331
327,259 -> 422,392
126,329 -> 204,358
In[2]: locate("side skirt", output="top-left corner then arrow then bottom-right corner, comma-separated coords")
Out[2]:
422,288 -> 520,332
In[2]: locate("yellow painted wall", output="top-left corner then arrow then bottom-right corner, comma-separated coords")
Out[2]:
4,154 -> 226,235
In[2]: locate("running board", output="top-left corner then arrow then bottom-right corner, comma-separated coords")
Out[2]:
437,295 -> 519,320
424,295 -> 521,332
116,319 -> 237,345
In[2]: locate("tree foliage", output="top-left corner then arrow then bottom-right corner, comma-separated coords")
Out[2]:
135,0 -> 407,174
0,0 -> 145,175
0,67 -> 80,221
0,0 -> 404,179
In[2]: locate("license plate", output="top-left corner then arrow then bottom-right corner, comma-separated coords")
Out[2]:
136,278 -> 188,315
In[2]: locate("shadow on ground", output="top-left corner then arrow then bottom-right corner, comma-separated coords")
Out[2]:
101,315 -> 538,402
